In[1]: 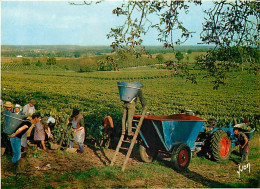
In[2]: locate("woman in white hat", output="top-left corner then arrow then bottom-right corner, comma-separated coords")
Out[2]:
14,104 -> 25,115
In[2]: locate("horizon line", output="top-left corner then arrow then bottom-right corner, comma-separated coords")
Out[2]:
2,44 -> 214,47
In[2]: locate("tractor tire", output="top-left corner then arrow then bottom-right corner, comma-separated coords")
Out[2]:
171,143 -> 191,171
210,130 -> 231,161
139,143 -> 158,163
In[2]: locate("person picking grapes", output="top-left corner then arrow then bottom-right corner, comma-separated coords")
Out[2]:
233,127 -> 249,163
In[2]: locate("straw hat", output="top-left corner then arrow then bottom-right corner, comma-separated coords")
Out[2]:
4,101 -> 13,108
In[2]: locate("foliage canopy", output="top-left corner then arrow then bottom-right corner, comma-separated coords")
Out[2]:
78,0 -> 259,88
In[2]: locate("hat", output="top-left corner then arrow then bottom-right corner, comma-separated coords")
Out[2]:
30,99 -> 36,105
72,109 -> 80,117
14,104 -> 21,108
47,116 -> 55,124
4,101 -> 13,108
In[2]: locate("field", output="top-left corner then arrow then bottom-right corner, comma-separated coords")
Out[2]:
1,46 -> 260,188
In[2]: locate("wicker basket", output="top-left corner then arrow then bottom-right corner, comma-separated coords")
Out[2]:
49,142 -> 60,150
66,148 -> 77,153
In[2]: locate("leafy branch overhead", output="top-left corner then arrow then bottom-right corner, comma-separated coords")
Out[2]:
107,1 -> 201,53
84,0 -> 259,88
197,1 -> 259,88
108,1 -> 258,49
201,1 -> 259,48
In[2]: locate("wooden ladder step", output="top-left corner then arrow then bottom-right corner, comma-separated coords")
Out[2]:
110,107 -> 147,172
119,147 -> 129,150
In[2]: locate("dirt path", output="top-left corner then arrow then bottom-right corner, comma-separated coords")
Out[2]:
1,145 -> 143,178
1,136 -> 259,188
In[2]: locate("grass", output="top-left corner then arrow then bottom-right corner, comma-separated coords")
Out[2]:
59,183 -> 70,188
192,156 -> 218,166
2,175 -> 30,189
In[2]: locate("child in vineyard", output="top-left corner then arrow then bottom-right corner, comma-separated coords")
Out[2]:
102,116 -> 114,137
33,112 -> 47,151
101,116 -> 114,147
69,109 -> 85,153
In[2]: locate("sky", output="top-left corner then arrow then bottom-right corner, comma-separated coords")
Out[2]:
1,1 -> 212,46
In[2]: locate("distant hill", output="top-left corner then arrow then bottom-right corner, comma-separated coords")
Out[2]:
1,45 -> 112,57
145,45 -> 214,54
1,45 -> 214,58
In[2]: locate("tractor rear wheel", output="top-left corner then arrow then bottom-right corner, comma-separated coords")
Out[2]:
139,143 -> 158,163
171,143 -> 191,171
210,130 -> 231,161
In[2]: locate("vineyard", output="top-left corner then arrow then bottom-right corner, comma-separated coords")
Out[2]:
1,65 -> 259,147
1,68 -> 259,127
1,57 -> 259,188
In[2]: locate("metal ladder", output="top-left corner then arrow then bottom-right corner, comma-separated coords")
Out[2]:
110,107 -> 147,171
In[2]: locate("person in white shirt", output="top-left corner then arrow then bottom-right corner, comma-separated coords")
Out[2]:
22,100 -> 36,116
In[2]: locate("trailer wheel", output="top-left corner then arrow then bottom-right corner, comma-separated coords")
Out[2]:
210,130 -> 231,161
139,143 -> 158,163
171,143 -> 191,171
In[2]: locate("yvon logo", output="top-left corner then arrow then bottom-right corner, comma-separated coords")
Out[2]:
237,163 -> 250,178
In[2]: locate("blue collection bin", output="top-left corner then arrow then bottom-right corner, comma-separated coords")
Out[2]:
117,82 -> 143,102
134,114 -> 206,151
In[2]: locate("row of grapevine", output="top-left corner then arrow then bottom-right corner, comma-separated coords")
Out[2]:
1,69 -> 259,147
